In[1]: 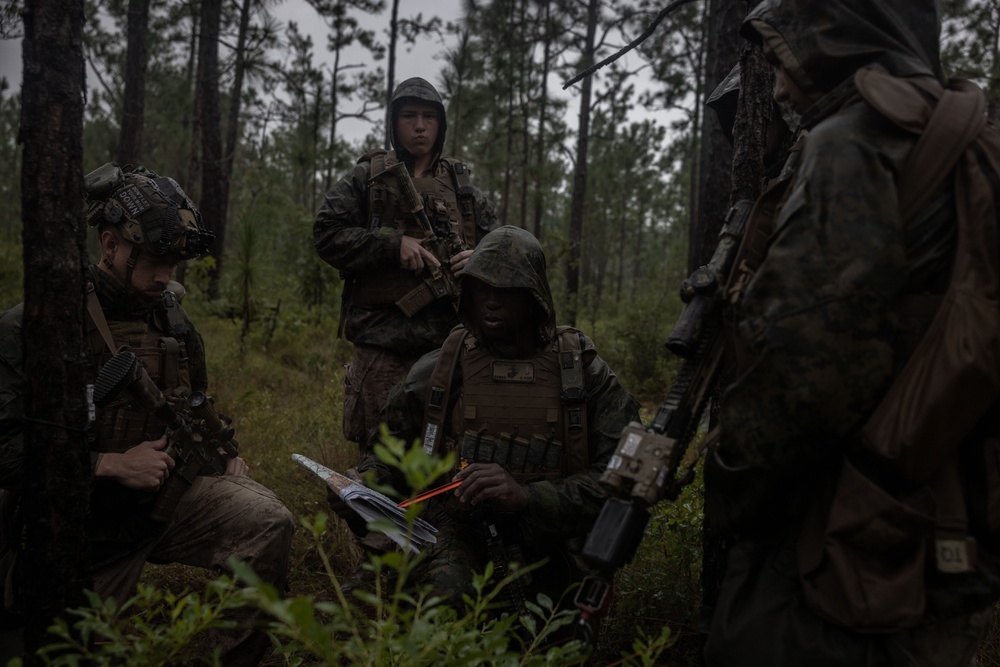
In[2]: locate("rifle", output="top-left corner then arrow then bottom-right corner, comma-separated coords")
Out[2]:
381,161 -> 469,317
573,200 -> 754,643
93,350 -> 239,523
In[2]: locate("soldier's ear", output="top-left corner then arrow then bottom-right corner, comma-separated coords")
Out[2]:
100,229 -> 114,252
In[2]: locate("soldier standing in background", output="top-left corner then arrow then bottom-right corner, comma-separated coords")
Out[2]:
314,77 -> 498,456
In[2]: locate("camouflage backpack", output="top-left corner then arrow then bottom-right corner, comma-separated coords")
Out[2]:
797,67 -> 1000,630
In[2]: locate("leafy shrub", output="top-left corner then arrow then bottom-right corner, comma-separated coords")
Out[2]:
16,435 -> 676,667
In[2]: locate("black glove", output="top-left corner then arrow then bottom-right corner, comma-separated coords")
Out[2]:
327,468 -> 368,537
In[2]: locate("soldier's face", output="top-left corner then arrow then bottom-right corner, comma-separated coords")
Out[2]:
395,101 -> 439,159
771,64 -> 811,114
468,280 -> 535,351
100,230 -> 177,302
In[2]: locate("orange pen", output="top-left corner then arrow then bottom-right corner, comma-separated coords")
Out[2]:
397,479 -> 463,508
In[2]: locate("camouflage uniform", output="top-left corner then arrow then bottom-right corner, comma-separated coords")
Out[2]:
314,77 -> 498,446
359,226 -> 641,607
703,1 -> 995,665
0,166 -> 294,665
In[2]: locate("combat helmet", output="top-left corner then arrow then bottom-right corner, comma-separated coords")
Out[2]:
389,77 -> 447,159
85,163 -> 213,262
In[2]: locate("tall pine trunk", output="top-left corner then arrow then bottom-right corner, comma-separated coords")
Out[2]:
19,0 -> 91,658
384,0 -> 400,148
117,0 -> 149,166
565,0 -> 598,326
198,0 -> 226,300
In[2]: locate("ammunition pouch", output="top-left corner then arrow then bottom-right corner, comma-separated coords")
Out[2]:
460,430 -> 565,483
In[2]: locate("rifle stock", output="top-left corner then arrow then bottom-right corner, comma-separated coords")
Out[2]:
574,200 -> 754,640
93,350 -> 238,522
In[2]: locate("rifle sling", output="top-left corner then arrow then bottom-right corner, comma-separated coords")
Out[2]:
86,283 -> 120,355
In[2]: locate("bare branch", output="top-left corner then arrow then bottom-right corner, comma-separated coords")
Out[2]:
562,0 -> 699,89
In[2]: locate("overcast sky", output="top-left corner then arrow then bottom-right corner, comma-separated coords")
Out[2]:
0,2 -> 663,149
0,1 -> 461,80
0,1 -> 464,143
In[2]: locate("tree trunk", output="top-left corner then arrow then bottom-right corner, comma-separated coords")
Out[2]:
499,0 -> 516,225
19,0 -> 91,659
183,0 -> 201,195
688,0 -> 728,272
988,6 -> 1000,122
197,0 -> 226,300
224,0 -> 252,184
326,20 -> 343,192
384,0 -> 400,149
177,0 -> 201,288
531,0 -> 552,241
730,30 -> 773,203
565,0 -> 599,326
699,0 -> 774,648
117,0 -> 149,166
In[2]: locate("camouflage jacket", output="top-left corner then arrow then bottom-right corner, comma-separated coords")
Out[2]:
314,156 -> 498,355
708,0 -> 955,534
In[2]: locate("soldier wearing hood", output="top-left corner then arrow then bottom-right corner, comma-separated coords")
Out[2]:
0,164 -> 294,665
703,0 -> 1000,665
339,226 -> 640,610
314,77 -> 498,451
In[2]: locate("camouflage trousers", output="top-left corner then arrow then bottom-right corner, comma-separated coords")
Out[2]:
411,503 -> 577,613
703,538 -> 992,667
95,475 -> 295,666
343,343 -> 422,446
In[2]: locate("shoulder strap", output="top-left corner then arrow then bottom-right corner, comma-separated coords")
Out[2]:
367,150 -> 392,233
555,326 -> 590,474
855,71 -> 1000,483
422,327 -> 471,455
440,157 -> 478,243
854,69 -> 986,223
86,283 -> 118,355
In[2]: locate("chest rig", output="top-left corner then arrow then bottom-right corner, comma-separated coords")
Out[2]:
421,326 -> 591,483
350,150 -> 478,309
85,285 -> 192,453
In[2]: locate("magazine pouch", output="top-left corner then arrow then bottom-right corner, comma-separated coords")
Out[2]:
797,459 -> 935,630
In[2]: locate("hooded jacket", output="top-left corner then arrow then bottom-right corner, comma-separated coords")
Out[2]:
458,225 -> 557,350
709,0 -> 956,532
388,77 -> 448,165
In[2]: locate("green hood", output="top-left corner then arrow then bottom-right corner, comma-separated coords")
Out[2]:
389,77 -> 447,162
741,0 -> 943,103
459,226 -> 557,345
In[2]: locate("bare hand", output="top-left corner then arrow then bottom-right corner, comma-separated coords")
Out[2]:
400,235 -> 439,274
453,462 -> 528,512
95,436 -> 175,491
448,248 -> 475,276
225,456 -> 250,477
